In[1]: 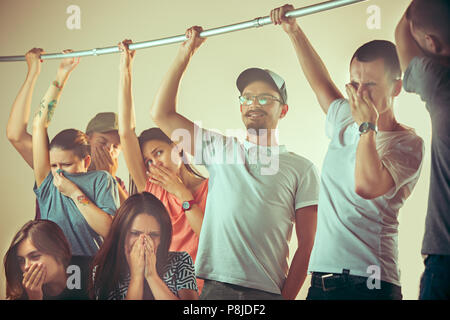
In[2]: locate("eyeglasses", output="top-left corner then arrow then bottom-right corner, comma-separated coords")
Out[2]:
239,94 -> 283,106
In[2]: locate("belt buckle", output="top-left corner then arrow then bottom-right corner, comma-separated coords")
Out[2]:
321,274 -> 335,292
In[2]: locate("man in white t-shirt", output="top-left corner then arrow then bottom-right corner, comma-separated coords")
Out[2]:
272,5 -> 424,299
151,26 -> 320,299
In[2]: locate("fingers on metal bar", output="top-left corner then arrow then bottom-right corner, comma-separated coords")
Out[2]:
0,0 -> 366,62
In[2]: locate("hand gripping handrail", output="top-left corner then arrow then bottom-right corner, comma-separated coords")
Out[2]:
0,0 -> 367,62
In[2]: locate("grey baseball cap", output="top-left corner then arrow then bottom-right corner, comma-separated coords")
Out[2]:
236,68 -> 287,104
85,112 -> 119,135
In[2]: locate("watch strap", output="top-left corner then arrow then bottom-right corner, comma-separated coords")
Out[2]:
359,122 -> 378,135
182,200 -> 196,211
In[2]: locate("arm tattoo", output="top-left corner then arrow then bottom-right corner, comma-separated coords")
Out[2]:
52,80 -> 63,91
77,195 -> 91,206
37,99 -> 57,122
38,99 -> 46,118
47,99 -> 57,122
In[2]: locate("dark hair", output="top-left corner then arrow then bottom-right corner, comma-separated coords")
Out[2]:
128,128 -> 205,195
408,0 -> 450,46
89,192 -> 172,300
351,40 -> 402,81
3,220 -> 71,300
49,128 -> 90,160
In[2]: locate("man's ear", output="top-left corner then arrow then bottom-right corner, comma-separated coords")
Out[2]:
83,155 -> 92,170
173,141 -> 184,155
170,141 -> 186,163
170,137 -> 184,151
425,34 -> 442,55
86,133 -> 92,144
280,104 -> 289,119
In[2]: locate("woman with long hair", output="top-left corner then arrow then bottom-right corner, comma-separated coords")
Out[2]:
90,192 -> 198,300
31,51 -> 120,256
3,220 -> 90,300
117,40 -> 208,291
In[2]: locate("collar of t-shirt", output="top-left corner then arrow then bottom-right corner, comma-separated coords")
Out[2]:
242,139 -> 287,155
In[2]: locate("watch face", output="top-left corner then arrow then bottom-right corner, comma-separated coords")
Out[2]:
360,122 -> 369,133
182,201 -> 190,210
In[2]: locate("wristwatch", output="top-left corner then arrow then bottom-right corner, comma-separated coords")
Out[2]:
359,122 -> 378,135
182,200 -> 196,212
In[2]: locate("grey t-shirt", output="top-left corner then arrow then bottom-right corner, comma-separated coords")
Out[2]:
34,170 -> 119,256
403,56 -> 450,255
193,126 -> 320,294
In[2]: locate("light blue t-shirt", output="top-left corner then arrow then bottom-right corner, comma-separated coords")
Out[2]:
193,126 -> 320,294
308,99 -> 424,286
34,170 -> 119,256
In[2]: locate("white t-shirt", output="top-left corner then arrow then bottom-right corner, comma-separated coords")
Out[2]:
308,99 -> 424,286
193,126 -> 320,294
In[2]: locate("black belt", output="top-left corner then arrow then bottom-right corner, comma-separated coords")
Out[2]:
311,270 -> 368,292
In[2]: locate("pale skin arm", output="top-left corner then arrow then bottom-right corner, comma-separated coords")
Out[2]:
117,40 -> 148,192
146,273 -> 180,300
151,26 -> 206,156
143,236 -> 198,300
181,204 -> 203,237
7,48 -> 43,168
22,262 -> 47,300
125,235 -> 182,300
271,4 -> 343,114
125,277 -> 144,300
126,233 -> 199,300
346,84 -> 395,199
53,171 -> 113,238
395,5 -> 424,72
281,205 -> 317,300
71,194 -> 113,239
148,164 -> 204,236
32,51 -> 80,187
146,274 -> 198,300
30,52 -> 113,237
126,235 -> 145,300
119,38 -> 205,234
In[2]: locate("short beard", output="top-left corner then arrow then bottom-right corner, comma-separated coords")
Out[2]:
245,125 -> 269,137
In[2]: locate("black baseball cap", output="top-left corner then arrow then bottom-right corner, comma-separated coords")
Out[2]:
236,68 -> 287,104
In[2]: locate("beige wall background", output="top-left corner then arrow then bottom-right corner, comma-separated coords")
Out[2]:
0,0 -> 429,300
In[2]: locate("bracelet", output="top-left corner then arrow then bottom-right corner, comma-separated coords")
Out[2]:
52,80 -> 63,91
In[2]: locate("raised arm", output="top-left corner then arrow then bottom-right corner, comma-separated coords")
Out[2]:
7,48 -> 43,168
117,40 -> 148,192
271,4 -> 343,114
151,26 -> 206,156
346,84 -> 395,199
32,51 -> 80,187
395,4 -> 424,72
